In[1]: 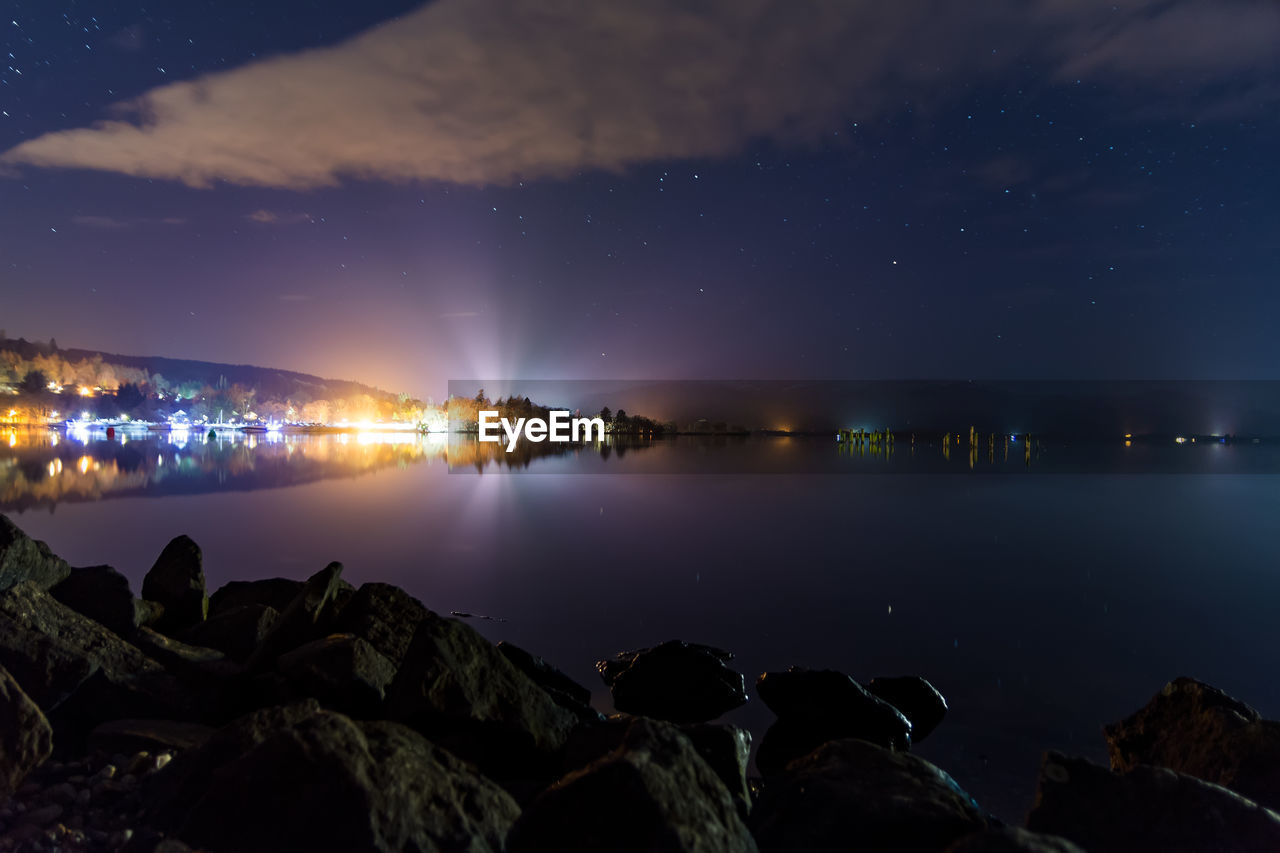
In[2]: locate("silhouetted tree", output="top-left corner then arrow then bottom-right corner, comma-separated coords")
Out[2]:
19,369 -> 47,394
116,382 -> 146,411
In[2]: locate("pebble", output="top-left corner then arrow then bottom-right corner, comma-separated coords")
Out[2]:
0,744 -> 186,852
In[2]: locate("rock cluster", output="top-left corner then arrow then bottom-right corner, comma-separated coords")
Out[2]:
0,514 -> 1276,852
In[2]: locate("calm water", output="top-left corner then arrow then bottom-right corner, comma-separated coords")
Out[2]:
5,426 -> 1280,820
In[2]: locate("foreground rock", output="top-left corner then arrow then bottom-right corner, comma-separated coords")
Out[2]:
0,662 -> 52,796
208,577 -> 303,616
1104,676 -> 1280,811
385,611 -> 578,782
50,564 -> 149,639
150,700 -> 519,853
246,562 -> 346,669
276,633 -> 396,717
755,667 -> 912,774
0,582 -> 191,736
868,675 -> 948,742
181,603 -> 278,662
1027,750 -> 1280,852
0,515 -> 71,592
750,738 -> 988,852
499,640 -> 601,726
509,716 -> 756,853
142,535 -> 208,635
596,641 -> 748,723
334,581 -> 431,667
562,716 -> 753,819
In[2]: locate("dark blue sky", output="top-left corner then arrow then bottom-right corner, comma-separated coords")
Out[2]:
2,1 -> 1277,397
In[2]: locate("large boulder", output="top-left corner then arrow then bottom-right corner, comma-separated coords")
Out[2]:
0,581 -> 190,732
562,716 -> 753,819
1027,750 -> 1280,852
508,717 -> 756,853
246,562 -> 346,669
385,611 -> 578,781
181,603 -> 278,663
867,675 -> 948,742
276,634 -> 396,717
1104,677 -> 1280,811
209,577 -> 303,616
681,722 -> 753,818
142,535 -> 207,635
750,738 -> 988,853
499,640 -> 599,721
596,641 -> 748,723
0,515 -> 71,592
0,662 -> 52,796
50,564 -> 143,638
150,700 -> 519,853
755,667 -> 912,774
333,581 -> 430,666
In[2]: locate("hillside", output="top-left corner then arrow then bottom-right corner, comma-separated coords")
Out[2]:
0,336 -> 423,424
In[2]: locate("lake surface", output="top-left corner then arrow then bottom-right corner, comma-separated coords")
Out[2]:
5,426 -> 1280,820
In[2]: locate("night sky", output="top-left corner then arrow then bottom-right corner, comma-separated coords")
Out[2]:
2,1 -> 1277,398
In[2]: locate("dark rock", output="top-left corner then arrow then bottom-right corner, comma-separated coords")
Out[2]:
276,634 -> 396,717
134,598 -> 166,627
333,581 -> 429,666
596,640 -> 747,723
0,515 -> 72,592
209,577 -> 303,616
682,722 -> 753,818
1104,676 -> 1280,811
509,716 -> 756,853
246,562 -> 346,669
0,662 -> 52,796
151,700 -> 519,853
0,582 -> 190,731
142,535 -> 207,635
754,668 -> 911,773
132,626 -> 238,679
50,565 -> 139,638
385,611 -> 577,781
945,827 -> 1085,853
750,738 -> 988,853
562,715 -> 753,819
1027,750 -> 1280,853
181,603 -> 278,663
88,718 -> 215,754
499,640 -> 598,720
868,675 -> 948,742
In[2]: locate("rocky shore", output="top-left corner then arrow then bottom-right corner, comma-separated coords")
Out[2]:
1,513 -> 1278,852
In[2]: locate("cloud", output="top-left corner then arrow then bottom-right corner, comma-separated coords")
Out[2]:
2,1 -> 1276,189
246,209 -> 312,225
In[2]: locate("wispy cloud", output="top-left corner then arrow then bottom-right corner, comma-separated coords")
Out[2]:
2,1 -> 1276,189
245,209 -> 313,225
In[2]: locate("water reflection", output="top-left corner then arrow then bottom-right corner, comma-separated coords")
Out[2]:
4,425 -> 1277,511
0,427 -> 667,510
